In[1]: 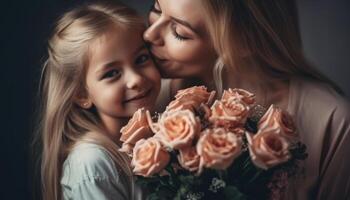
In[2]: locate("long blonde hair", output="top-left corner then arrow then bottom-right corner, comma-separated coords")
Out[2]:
202,0 -> 343,94
37,1 -> 144,199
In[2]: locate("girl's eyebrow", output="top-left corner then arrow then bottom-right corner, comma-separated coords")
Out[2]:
95,60 -> 122,75
133,44 -> 147,56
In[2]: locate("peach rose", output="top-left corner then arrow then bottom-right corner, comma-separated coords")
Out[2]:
166,86 -> 216,112
197,128 -> 242,170
209,98 -> 250,128
258,105 -> 297,141
120,108 -> 154,154
155,110 -> 201,149
131,138 -> 170,177
246,129 -> 291,170
229,127 -> 246,139
222,88 -> 256,106
177,146 -> 201,173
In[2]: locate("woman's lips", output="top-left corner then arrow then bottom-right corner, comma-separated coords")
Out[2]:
150,49 -> 172,68
151,49 -> 168,61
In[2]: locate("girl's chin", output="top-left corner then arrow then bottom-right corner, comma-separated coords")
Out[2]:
127,104 -> 154,114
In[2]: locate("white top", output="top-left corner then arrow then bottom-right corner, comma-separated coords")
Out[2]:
285,77 -> 350,200
61,143 -> 142,200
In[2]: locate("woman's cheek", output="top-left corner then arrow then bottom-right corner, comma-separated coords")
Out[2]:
167,39 -> 203,63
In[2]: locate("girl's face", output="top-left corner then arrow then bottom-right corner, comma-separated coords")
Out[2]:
84,26 -> 161,121
144,0 -> 217,80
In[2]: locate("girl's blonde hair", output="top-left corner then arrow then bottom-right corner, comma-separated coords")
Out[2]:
202,0 -> 343,94
37,1 -> 144,199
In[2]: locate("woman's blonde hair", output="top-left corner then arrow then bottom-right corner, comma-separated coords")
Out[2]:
202,0 -> 343,94
37,1 -> 144,199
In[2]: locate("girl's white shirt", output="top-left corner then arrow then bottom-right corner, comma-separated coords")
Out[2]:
61,142 -> 143,200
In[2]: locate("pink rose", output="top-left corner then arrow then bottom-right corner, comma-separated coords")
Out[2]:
155,110 -> 201,149
229,127 -> 246,139
177,146 -> 201,173
120,108 -> 154,154
131,138 -> 170,177
166,86 -> 216,112
258,105 -> 297,141
209,98 -> 250,128
222,88 -> 256,106
197,128 -> 242,170
246,129 -> 291,170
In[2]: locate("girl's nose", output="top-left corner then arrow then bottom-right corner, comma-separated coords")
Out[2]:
125,69 -> 145,90
143,19 -> 164,46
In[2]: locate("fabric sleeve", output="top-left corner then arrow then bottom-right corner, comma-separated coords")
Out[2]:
70,177 -> 128,200
61,143 -> 130,200
317,101 -> 350,199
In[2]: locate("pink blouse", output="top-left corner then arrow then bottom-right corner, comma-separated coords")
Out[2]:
285,77 -> 350,199
156,77 -> 350,199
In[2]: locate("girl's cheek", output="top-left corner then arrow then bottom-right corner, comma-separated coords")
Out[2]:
145,64 -> 161,83
148,13 -> 158,25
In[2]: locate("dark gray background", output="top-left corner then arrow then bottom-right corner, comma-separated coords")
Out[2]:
122,0 -> 350,96
1,0 -> 348,200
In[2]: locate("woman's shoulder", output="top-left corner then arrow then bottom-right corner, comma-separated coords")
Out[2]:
290,76 -> 350,123
61,142 -> 120,185
291,77 -> 349,109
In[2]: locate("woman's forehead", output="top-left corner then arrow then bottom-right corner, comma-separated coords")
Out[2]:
157,0 -> 205,30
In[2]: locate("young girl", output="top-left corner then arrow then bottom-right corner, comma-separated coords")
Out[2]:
38,1 -> 161,200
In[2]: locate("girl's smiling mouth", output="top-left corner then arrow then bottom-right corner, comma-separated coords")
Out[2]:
124,88 -> 152,103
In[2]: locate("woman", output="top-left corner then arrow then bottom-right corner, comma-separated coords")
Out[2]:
144,0 -> 350,199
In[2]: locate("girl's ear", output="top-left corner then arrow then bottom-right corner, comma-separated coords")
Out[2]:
76,99 -> 93,109
74,90 -> 93,109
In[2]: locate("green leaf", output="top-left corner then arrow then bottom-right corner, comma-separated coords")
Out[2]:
146,193 -> 161,200
178,174 -> 196,186
246,169 -> 264,184
223,186 -> 247,200
135,176 -> 159,186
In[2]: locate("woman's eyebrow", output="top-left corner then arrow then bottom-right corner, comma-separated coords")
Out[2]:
170,17 -> 198,34
156,0 -> 198,34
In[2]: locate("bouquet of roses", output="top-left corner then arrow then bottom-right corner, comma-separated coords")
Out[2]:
119,86 -> 307,200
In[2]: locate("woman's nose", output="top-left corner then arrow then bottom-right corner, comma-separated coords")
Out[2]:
125,69 -> 145,90
143,19 -> 164,46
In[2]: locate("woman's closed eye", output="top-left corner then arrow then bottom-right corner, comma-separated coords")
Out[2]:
171,23 -> 190,41
102,69 -> 121,80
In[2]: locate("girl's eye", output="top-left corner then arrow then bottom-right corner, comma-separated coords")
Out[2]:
102,69 -> 121,80
171,24 -> 189,41
135,54 -> 151,65
150,2 -> 161,15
